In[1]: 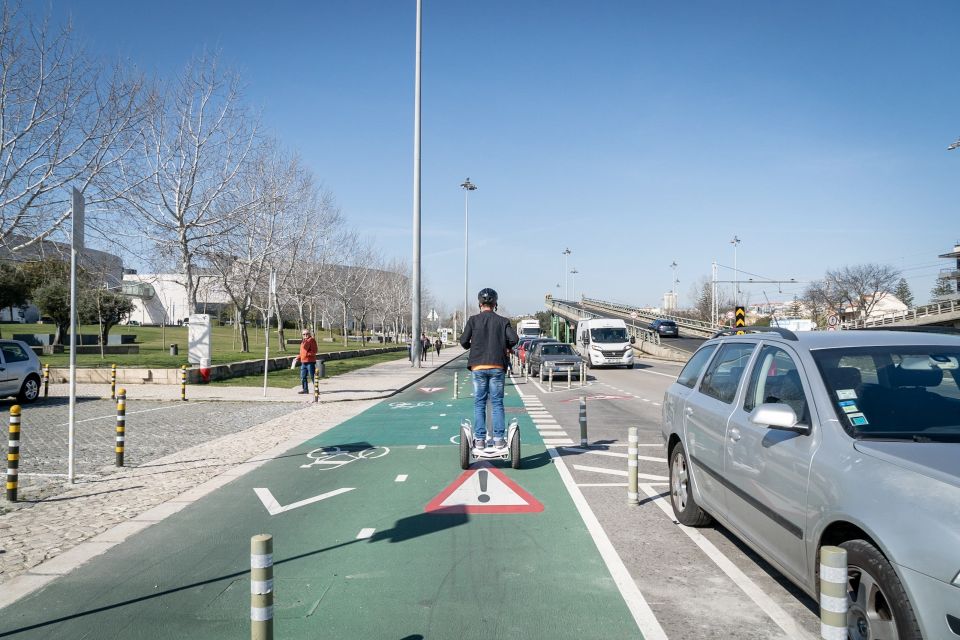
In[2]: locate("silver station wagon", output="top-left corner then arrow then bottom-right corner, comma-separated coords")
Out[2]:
661,327 -> 960,640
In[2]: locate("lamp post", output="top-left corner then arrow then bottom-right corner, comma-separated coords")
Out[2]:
410,0 -> 423,367
461,178 -> 477,326
570,268 -> 579,300
563,248 -> 571,298
670,260 -> 678,293
730,235 -> 741,306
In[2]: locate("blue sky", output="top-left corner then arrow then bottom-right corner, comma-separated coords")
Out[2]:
38,0 -> 960,315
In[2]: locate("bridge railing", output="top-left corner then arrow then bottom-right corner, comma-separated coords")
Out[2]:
546,298 -> 661,345
843,298 -> 960,329
580,297 -> 717,338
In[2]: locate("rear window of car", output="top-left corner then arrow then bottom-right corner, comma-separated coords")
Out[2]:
677,345 -> 717,388
0,342 -> 31,363
540,344 -> 574,356
660,321 -> 677,327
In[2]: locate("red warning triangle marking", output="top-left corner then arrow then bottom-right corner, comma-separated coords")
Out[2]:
425,464 -> 543,514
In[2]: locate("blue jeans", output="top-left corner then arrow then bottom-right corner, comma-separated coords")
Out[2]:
472,368 -> 505,441
300,362 -> 316,391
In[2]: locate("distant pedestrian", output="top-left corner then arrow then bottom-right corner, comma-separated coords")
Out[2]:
298,329 -> 318,394
435,337 -> 442,357
420,333 -> 430,362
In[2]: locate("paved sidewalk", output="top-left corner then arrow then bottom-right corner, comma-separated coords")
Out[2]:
0,348 -> 466,601
47,347 -> 465,402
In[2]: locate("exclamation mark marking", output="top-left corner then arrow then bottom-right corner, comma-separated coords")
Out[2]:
477,470 -> 490,503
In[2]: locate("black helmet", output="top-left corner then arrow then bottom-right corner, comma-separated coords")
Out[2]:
477,288 -> 498,307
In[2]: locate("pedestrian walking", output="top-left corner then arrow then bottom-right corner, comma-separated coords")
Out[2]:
435,337 -> 442,357
420,333 -> 430,362
298,329 -> 318,394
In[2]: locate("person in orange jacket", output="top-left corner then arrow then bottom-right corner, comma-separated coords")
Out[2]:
299,329 -> 318,394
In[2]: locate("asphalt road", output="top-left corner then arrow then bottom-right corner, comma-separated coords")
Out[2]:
518,361 -> 821,639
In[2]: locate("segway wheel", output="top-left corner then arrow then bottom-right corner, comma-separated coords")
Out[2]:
510,431 -> 521,469
459,433 -> 471,470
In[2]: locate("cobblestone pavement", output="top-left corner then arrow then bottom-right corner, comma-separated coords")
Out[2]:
1,398 -> 301,502
0,348 -> 465,597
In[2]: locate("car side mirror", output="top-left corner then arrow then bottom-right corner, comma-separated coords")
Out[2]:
748,403 -> 809,435
630,336 -> 636,344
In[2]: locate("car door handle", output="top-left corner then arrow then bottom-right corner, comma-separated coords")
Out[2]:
729,427 -> 741,442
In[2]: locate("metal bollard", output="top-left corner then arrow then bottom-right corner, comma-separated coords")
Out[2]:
819,546 -> 848,639
7,405 -> 21,502
579,397 -> 588,446
524,363 -> 529,382
548,368 -> 554,392
580,362 -> 586,387
318,359 -> 326,379
454,371 -> 459,399
180,365 -> 187,401
250,534 -> 274,640
627,426 -> 639,505
567,369 -> 572,390
313,370 -> 319,403
116,388 -> 126,467
110,363 -> 117,400
43,364 -> 49,397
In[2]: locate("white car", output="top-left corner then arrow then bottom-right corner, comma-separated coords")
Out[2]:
0,339 -> 43,403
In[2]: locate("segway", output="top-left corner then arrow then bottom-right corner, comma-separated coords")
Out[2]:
459,418 -> 521,470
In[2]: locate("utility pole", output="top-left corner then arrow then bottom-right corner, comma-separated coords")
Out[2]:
410,0 -> 422,367
461,178 -> 477,327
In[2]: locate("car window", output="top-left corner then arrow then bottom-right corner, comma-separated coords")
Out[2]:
677,345 -> 717,388
813,345 -> 960,437
744,345 -> 810,424
0,343 -> 30,363
541,344 -> 574,356
699,343 -> 755,403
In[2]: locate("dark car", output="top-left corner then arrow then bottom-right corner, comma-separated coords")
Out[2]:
650,319 -> 679,337
527,342 -> 581,381
519,338 -> 557,366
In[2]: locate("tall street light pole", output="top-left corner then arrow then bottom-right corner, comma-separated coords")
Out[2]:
670,260 -> 678,293
570,268 -> 579,300
461,178 -> 476,327
410,0 -> 422,367
563,248 -> 571,298
730,235 -> 741,307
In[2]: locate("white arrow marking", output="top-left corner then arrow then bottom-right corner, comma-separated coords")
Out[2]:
254,487 -> 354,516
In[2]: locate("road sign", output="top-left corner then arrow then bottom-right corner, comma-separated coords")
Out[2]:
425,466 -> 543,514
735,306 -> 746,335
427,309 -> 439,321
726,310 -> 735,320
630,311 -> 638,319
827,315 -> 839,327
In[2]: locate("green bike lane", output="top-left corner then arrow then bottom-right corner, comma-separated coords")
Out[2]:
0,364 -> 647,639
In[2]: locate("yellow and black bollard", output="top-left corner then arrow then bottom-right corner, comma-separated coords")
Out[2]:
313,370 -> 319,404
251,534 -> 274,640
7,405 -> 21,502
42,364 -> 49,398
180,365 -> 187,402
110,363 -> 117,400
115,388 -> 126,467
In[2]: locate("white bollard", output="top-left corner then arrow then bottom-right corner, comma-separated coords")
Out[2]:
251,534 -> 274,640
627,427 -> 638,505
548,368 -> 554,392
454,371 -> 459,399
819,546 -> 848,639
579,397 -> 588,446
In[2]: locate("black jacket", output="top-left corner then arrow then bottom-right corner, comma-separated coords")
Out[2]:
459,310 -> 519,370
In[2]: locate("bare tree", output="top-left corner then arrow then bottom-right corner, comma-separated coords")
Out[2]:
123,53 -> 258,314
805,263 -> 900,321
326,232 -> 375,346
0,5 -> 148,253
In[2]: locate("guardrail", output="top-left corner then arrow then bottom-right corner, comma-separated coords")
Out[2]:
545,298 -> 661,345
844,298 -> 960,329
580,297 -> 717,338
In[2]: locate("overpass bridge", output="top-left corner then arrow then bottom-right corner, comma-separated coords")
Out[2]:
844,298 -> 960,330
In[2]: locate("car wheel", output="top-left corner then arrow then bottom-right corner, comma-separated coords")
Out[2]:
18,374 -> 41,404
669,442 -> 712,526
510,431 -> 521,469
840,539 -> 922,640
626,363 -> 634,369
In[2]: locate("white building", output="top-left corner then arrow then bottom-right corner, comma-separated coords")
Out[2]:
662,291 -> 678,311
122,273 -> 231,325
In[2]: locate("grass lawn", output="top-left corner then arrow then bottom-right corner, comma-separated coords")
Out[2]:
212,350 -> 409,388
0,323 -> 399,369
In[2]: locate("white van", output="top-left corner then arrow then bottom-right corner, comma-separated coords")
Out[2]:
516,318 -> 541,339
575,318 -> 635,368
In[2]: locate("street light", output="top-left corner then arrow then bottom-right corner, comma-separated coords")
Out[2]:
670,260 -> 678,293
410,0 -> 423,367
461,178 -> 477,326
730,235 -> 741,306
563,248 -> 571,298
570,268 -> 579,300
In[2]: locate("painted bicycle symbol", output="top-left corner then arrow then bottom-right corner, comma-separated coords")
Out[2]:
300,446 -> 390,470
388,401 -> 434,410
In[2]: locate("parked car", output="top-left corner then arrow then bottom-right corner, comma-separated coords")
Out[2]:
649,318 -> 679,337
0,339 -> 43,403
518,338 -> 556,365
528,342 -> 581,381
661,327 -> 960,640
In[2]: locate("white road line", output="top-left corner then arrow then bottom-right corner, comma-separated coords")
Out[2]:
416,445 -> 426,450
53,401 -> 209,427
547,448 -> 669,640
573,465 -> 668,481
356,528 -> 376,540
560,447 -> 666,463
635,368 -> 677,380
395,475 -> 408,482
430,426 -> 439,430
577,483 -> 628,487
439,413 -> 447,416
543,438 -> 575,445
638,483 -> 816,639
